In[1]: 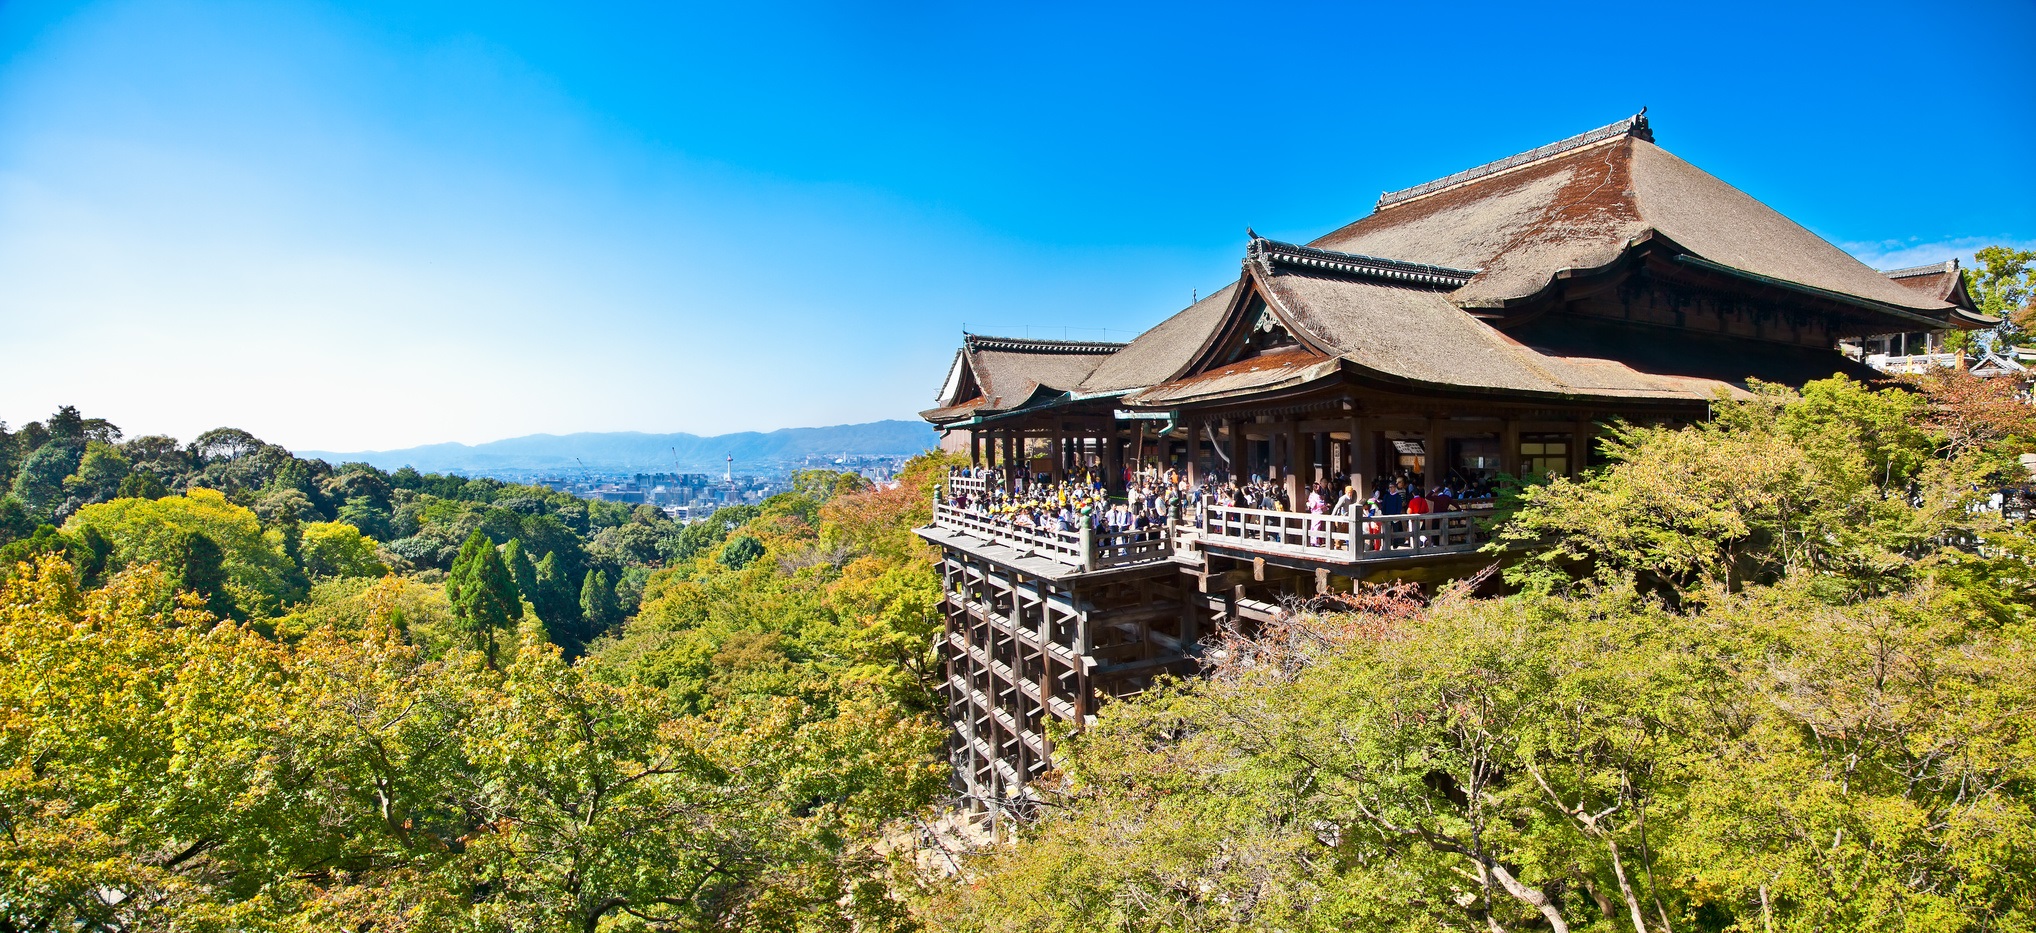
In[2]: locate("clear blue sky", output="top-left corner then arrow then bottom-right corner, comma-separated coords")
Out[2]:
2,0 -> 2031,451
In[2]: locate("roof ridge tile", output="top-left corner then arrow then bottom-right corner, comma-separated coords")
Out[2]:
1377,110 -> 1652,210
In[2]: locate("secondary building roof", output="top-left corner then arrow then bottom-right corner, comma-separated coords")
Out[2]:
921,334 -> 1124,425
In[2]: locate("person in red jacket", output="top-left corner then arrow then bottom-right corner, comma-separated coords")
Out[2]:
1405,488 -> 1433,548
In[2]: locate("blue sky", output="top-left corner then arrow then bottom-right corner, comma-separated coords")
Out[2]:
2,0 -> 2031,451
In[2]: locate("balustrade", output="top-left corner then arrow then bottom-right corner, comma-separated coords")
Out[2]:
931,501 -> 1170,570
1196,502 -> 1492,561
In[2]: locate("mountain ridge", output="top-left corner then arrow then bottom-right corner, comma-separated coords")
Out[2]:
300,419 -> 939,474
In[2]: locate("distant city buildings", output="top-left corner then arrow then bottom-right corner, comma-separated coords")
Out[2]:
517,454 -> 915,522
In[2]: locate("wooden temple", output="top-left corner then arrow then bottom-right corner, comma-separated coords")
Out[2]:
915,112 -> 1995,816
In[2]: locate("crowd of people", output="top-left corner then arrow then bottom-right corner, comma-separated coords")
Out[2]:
943,463 -> 1499,539
944,468 -> 1173,537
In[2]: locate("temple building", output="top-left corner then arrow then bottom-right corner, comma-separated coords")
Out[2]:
914,112 -> 1994,815
1840,259 -> 1989,374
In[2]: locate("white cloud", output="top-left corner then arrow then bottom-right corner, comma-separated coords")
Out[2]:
1841,235 -> 2036,272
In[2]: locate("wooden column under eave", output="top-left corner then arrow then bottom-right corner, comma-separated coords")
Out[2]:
1227,419 -> 1245,483
1049,426 -> 1063,483
1425,415 -> 1445,491
1570,418 -> 1592,477
1284,418 -> 1303,504
1185,417 -> 1200,485
1353,416 -> 1375,498
1104,422 -> 1123,494
1500,416 -> 1520,479
1346,414 -> 1367,503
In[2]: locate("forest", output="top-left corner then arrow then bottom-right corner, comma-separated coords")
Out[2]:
4,369 -> 2036,932
0,410 -> 962,930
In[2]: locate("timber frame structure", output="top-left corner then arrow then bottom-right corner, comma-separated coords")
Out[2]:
915,112 -> 1995,816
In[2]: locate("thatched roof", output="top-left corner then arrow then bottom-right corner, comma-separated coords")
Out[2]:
1124,255 -> 1747,407
1314,115 -> 1960,317
923,114 -> 1985,424
919,335 -> 1122,424
1076,283 -> 1239,396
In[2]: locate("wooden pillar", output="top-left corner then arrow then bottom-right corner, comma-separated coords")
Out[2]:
970,430 -> 982,469
1284,417 -> 1303,503
1104,423 -> 1123,494
1049,426 -> 1063,483
1425,415 -> 1445,490
1500,416 -> 1520,479
1185,417 -> 1200,485
1346,415 -> 1367,502
1227,419 -> 1245,483
1352,415 -> 1373,500
1571,418 -> 1591,477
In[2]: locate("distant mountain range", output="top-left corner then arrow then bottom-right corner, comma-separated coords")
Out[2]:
299,420 -> 940,475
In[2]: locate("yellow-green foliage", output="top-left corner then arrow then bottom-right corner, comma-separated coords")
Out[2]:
64,488 -> 299,616
0,552 -> 945,932
926,581 -> 2036,933
297,520 -> 388,579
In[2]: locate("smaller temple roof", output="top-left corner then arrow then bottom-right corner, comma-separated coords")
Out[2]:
1880,259 -> 1996,326
920,334 -> 1124,424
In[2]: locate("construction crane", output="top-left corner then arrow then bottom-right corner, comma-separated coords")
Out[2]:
574,457 -> 594,483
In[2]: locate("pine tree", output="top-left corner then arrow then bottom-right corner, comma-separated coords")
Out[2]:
447,530 -> 522,664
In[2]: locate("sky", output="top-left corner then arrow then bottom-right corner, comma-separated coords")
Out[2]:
1,0 -> 2031,452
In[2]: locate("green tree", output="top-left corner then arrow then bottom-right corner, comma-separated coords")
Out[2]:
720,534 -> 765,570
0,496 -> 34,547
502,537 -> 538,601
1494,377 -> 1960,603
579,569 -> 620,641
11,442 -> 82,516
531,550 -> 581,636
446,530 -> 521,664
169,530 -> 235,619
64,488 -> 300,615
925,581 -> 2036,933
298,521 -> 390,579
115,469 -> 169,500
61,441 -> 130,505
1970,245 -> 2036,343
336,494 -> 395,541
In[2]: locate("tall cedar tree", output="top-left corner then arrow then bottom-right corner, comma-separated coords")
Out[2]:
532,551 -> 582,642
172,530 -> 235,620
446,530 -> 521,664
502,538 -> 539,603
579,569 -> 620,647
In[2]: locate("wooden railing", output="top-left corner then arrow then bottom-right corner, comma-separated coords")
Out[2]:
1196,503 -> 1492,562
931,502 -> 1173,571
933,502 -> 1087,564
947,471 -> 997,499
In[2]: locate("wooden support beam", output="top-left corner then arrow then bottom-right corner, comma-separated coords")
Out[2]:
1285,418 -> 1303,504
1571,418 -> 1591,477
